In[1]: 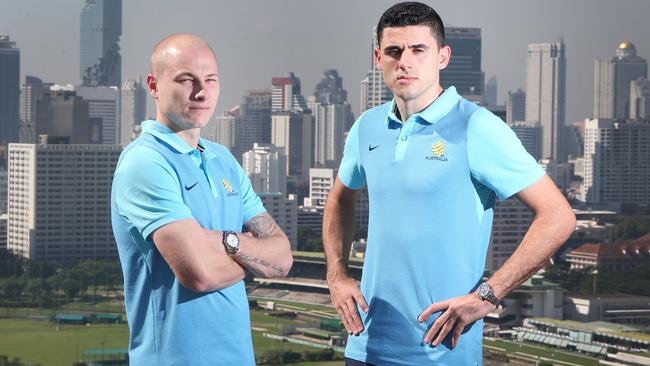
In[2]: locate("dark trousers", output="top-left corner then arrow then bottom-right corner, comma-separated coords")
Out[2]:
345,358 -> 377,366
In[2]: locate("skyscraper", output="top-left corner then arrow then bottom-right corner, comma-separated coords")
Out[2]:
629,77 -> 650,120
19,76 -> 51,144
506,88 -> 526,123
271,73 -> 312,183
272,73 -> 309,112
271,111 -> 312,183
360,26 -> 392,112
594,41 -> 647,120
76,85 -> 120,144
581,118 -> 650,207
314,69 -> 347,104
525,41 -> 567,162
80,0 -> 122,87
309,69 -> 353,168
441,27 -> 484,101
232,89 -> 272,161
120,79 -> 146,145
309,99 -> 350,168
0,35 -> 20,145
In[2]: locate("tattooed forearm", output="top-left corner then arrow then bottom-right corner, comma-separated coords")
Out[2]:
237,254 -> 285,275
243,213 -> 278,238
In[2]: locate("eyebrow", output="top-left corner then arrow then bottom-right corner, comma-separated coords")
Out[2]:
383,44 -> 429,52
174,72 -> 219,79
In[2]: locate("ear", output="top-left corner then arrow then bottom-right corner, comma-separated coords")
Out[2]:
438,45 -> 451,71
374,47 -> 382,70
146,74 -> 158,98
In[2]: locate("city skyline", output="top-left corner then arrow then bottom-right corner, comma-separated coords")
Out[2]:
2,0 -> 650,123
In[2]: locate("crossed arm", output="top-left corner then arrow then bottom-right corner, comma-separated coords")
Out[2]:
323,175 -> 575,345
152,212 -> 293,293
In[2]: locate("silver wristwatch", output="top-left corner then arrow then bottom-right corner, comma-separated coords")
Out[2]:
476,282 -> 500,305
222,231 -> 240,255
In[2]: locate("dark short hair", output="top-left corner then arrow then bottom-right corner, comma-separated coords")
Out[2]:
377,2 -> 445,48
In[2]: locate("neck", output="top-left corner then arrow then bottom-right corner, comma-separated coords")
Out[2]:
395,84 -> 444,123
156,114 -> 201,148
175,128 -> 201,148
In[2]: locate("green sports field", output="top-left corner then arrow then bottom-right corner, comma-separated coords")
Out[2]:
0,315 -> 343,366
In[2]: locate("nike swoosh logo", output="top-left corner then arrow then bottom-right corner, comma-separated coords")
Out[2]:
369,144 -> 380,151
184,182 -> 198,191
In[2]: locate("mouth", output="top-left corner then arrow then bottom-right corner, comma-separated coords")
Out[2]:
397,75 -> 417,82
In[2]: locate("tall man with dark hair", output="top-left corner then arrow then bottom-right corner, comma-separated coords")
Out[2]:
323,2 -> 575,365
111,34 -> 293,365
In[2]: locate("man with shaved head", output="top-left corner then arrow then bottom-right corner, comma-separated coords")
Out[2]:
111,34 -> 293,365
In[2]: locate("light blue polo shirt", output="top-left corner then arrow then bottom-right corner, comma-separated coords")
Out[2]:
339,87 -> 545,365
111,120 -> 265,366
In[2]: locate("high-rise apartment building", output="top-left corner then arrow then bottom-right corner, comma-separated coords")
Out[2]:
525,41 -> 567,162
487,198 -> 533,272
80,0 -> 122,87
0,35 -> 20,145
7,143 -> 122,260
242,143 -> 287,194
441,27 -> 484,101
360,26 -> 392,112
76,85 -> 120,144
305,168 -> 337,209
303,168 -> 369,231
207,107 -> 238,149
120,79 -> 146,145
581,118 -> 650,207
259,193 -> 297,250
594,42 -> 647,120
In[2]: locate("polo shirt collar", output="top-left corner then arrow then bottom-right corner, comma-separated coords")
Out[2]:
386,86 -> 461,127
141,120 -> 217,160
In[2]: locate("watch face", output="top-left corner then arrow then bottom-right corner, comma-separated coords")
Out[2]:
478,284 -> 491,298
226,233 -> 239,248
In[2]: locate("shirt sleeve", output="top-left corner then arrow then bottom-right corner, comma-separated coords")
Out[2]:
113,146 -> 194,240
235,158 -> 266,224
337,117 -> 367,190
467,108 -> 546,200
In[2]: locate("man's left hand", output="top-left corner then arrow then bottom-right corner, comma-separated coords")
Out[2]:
417,293 -> 495,348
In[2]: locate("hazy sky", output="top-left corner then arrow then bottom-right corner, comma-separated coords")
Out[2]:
2,0 -> 649,123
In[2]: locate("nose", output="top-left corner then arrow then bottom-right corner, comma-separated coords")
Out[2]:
192,80 -> 208,101
398,50 -> 415,70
